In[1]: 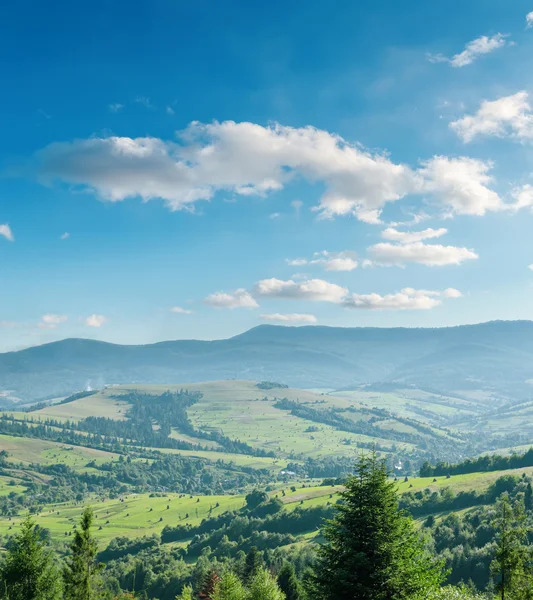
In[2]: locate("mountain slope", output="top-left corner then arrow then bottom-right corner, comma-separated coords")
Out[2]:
2,321 -> 533,402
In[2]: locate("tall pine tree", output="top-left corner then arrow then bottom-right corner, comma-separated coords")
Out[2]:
277,562 -> 301,600
63,507 -> 104,600
0,516 -> 61,600
313,450 -> 444,600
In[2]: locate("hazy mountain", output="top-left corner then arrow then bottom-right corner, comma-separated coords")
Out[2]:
2,321 -> 533,403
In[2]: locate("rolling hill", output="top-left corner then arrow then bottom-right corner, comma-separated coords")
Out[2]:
2,320 -> 533,403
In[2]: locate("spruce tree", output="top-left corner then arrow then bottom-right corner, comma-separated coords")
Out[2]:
491,493 -> 532,600
0,516 -> 61,600
313,450 -> 444,600
243,547 -> 263,584
277,563 -> 301,600
212,571 -> 246,600
248,568 -> 285,600
63,507 -> 104,600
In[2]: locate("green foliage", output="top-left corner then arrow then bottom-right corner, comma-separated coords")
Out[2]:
177,584 -> 194,600
313,451 -> 444,600
491,494 -> 533,599
276,563 -> 301,600
212,571 -> 246,600
247,568 -> 285,600
243,547 -> 263,584
0,516 -> 62,600
63,507 -> 104,600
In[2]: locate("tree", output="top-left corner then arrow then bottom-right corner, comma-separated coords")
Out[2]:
313,450 -> 444,600
525,483 -> 533,511
63,507 -> 104,599
212,571 -> 246,600
277,563 -> 301,600
248,569 -> 285,600
491,493 -> 532,600
200,571 -> 221,600
245,490 -> 269,510
0,516 -> 62,600
243,547 -> 263,583
177,584 -> 194,600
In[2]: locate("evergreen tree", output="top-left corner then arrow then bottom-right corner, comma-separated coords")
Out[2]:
277,563 -> 301,600
313,450 -> 444,600
248,568 -> 285,600
491,493 -> 532,600
63,507 -> 104,600
177,584 -> 194,600
200,571 -> 221,600
243,547 -> 263,583
525,483 -> 533,512
212,571 -> 246,600
0,516 -> 61,600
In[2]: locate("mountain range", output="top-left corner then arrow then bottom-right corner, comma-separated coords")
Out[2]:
2,320 -> 533,403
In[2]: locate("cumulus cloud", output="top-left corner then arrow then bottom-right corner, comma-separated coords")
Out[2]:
428,34 -> 508,67
0,224 -> 14,242
527,12 -> 533,28
170,306 -> 193,315
255,278 -> 348,303
60,232 -> 70,240
528,264 -> 533,271
85,314 -> 107,327
419,156 -> 503,216
381,227 -> 447,244
204,289 -> 258,309
260,313 -> 317,323
343,287 -> 462,310
108,103 -> 124,113
368,242 -> 478,266
39,314 -> 68,329
450,92 -> 533,142
35,120 -> 512,222
287,251 -> 358,272
512,184 -> 533,211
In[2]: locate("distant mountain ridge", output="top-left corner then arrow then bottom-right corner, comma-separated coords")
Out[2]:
2,321 -> 533,403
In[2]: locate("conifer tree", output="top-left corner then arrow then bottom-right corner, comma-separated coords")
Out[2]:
177,584 -> 194,600
63,507 -> 104,600
0,516 -> 62,600
277,563 -> 301,600
212,571 -> 246,600
491,493 -> 532,600
313,450 -> 444,600
248,568 -> 285,600
243,547 -> 263,584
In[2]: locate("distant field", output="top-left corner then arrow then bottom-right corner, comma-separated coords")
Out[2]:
0,433 -> 120,468
0,492 -> 247,544
34,391 -> 130,421
156,447 -> 290,471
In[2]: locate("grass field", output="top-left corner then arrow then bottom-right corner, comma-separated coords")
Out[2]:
0,492 -> 248,544
34,391 -> 129,421
0,434 -> 120,468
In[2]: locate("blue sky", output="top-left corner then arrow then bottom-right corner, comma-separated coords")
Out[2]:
2,0 -> 533,351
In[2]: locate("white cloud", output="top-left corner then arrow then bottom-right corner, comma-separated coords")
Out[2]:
108,103 -> 124,113
527,12 -> 533,28
450,92 -> 533,142
135,97 -> 155,109
166,106 -> 175,116
381,227 -> 447,244
512,184 -> 533,210
368,242 -> 478,266
255,278 -> 348,303
85,314 -> 107,327
419,156 -> 503,216
528,264 -> 533,271
343,287 -> 461,310
60,232 -> 70,240
36,120 -> 510,222
287,251 -> 358,271
204,289 -> 258,309
269,212 -> 281,219
170,306 -> 193,315
428,34 -> 508,67
260,313 -> 317,323
0,224 -> 14,242
39,314 -> 68,329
